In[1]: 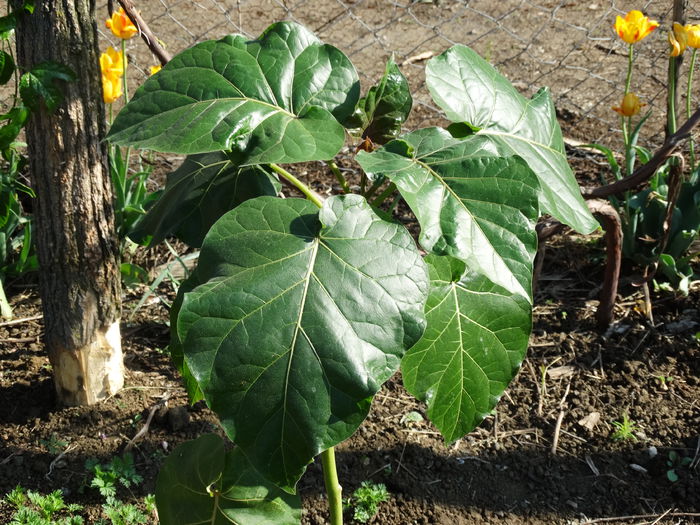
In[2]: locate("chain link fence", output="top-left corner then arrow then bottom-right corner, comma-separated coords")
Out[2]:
99,0 -> 700,149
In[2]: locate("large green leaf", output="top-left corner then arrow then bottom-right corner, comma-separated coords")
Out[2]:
345,57 -> 412,144
425,45 -> 597,234
130,152 -> 280,247
357,127 -> 539,301
156,434 -> 301,525
178,195 -> 429,491
107,22 -> 359,164
402,255 -> 531,443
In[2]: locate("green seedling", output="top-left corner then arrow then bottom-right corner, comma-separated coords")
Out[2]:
666,450 -> 692,482
99,501 -> 149,525
344,481 -> 390,523
86,453 -> 142,505
611,413 -> 639,441
40,433 -> 68,455
656,374 -> 673,390
3,485 -> 83,524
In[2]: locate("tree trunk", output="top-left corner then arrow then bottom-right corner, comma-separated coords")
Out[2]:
15,0 -> 123,405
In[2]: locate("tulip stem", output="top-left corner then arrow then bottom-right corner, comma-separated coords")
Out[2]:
121,39 -> 129,103
620,44 -> 634,146
687,48 -> 697,171
668,56 -> 678,136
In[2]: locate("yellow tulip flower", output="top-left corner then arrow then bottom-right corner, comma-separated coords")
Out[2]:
614,10 -> 659,44
149,65 -> 162,76
106,8 -> 138,40
669,22 -> 688,57
100,46 -> 126,79
102,74 -> 123,104
612,93 -> 645,117
685,24 -> 700,49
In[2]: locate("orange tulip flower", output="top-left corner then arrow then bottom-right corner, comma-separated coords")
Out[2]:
612,93 -> 645,117
106,8 -> 138,40
685,24 -> 700,49
102,74 -> 123,104
614,10 -> 659,44
669,22 -> 688,57
99,46 -> 126,79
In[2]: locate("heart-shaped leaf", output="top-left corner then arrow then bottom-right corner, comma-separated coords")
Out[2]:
345,57 -> 412,144
357,127 -> 539,300
130,152 -> 280,247
425,45 -> 597,234
402,255 -> 531,443
177,195 -> 428,491
107,21 -> 360,164
156,434 -> 301,525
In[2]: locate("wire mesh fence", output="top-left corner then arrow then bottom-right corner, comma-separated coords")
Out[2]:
98,0 -> 699,149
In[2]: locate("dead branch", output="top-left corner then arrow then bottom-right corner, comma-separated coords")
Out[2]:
585,200 -> 622,329
582,106 -> 700,199
116,0 -> 172,65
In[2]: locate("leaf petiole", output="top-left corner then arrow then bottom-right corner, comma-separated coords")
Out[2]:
268,163 -> 323,208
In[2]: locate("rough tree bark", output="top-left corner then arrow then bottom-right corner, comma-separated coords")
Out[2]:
15,0 -> 123,405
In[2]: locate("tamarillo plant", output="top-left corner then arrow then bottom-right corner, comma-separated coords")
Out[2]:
107,21 -> 598,524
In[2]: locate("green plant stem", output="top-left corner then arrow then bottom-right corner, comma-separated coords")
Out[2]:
624,44 -> 634,95
668,55 -> 678,135
371,183 -> 396,208
328,160 -> 350,193
621,44 -> 634,146
121,39 -> 129,102
363,178 -> 385,201
687,48 -> 697,170
321,447 -> 343,525
268,163 -> 323,208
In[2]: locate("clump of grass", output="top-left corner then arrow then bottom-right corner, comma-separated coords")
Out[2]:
611,413 -> 638,441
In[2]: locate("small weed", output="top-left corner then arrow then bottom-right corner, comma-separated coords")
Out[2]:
3,485 -> 84,524
656,374 -> 673,390
611,413 -> 639,442
400,411 -> 424,425
666,451 -> 692,482
40,433 -> 68,455
344,481 -> 390,523
99,501 -> 148,525
86,453 -> 142,505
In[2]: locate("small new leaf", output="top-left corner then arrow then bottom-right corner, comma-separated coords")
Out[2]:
19,61 -> 76,112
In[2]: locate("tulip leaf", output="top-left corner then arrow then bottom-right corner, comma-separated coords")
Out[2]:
356,127 -> 539,301
107,21 -> 360,164
177,195 -> 429,491
156,434 -> 301,525
402,255 -> 531,443
19,61 -> 76,112
345,57 -> 412,144
425,45 -> 597,234
130,152 -> 280,247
